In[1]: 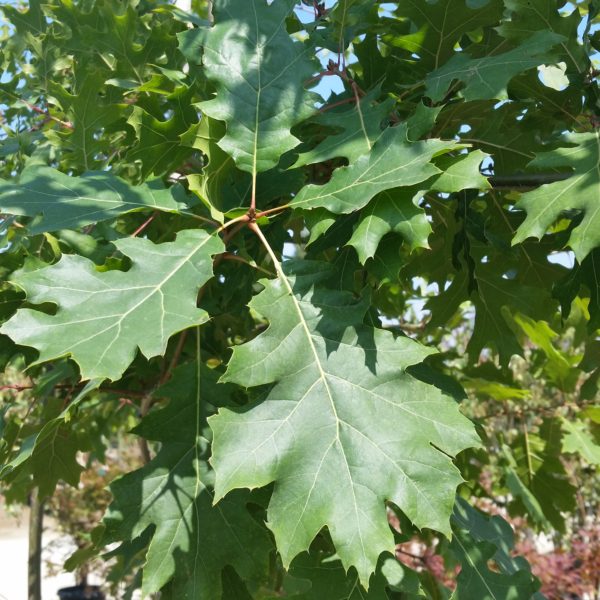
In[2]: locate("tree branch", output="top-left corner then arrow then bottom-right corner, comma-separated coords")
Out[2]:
488,172 -> 571,189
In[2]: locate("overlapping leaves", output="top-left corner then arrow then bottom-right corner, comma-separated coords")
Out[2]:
103,362 -> 272,598
0,0 -> 598,597
292,124 -> 463,213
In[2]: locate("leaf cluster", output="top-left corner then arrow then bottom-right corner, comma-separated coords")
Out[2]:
0,0 -> 599,598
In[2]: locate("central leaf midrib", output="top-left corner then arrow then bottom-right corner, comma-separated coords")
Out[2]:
275,269 -> 368,568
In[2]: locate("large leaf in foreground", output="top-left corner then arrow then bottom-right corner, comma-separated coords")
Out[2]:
292,125 -> 460,213
103,361 -> 272,598
0,230 -> 223,381
0,165 -> 185,233
181,0 -> 317,176
210,261 -> 479,585
513,132 -> 600,261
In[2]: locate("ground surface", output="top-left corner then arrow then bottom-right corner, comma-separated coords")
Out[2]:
0,501 -> 83,600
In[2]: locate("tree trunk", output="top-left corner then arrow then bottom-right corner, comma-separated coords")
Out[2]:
28,488 -> 44,600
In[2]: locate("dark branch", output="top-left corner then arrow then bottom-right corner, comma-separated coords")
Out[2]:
488,172 -> 572,189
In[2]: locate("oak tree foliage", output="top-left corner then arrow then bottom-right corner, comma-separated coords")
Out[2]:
0,0 -> 599,598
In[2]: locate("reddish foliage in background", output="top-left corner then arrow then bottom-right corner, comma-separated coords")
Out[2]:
396,539 -> 458,590
516,523 -> 600,600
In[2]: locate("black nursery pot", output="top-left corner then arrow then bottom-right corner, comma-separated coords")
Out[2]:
57,585 -> 105,600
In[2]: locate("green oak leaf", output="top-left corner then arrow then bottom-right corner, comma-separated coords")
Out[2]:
512,132 -> 600,261
425,31 -> 564,102
126,92 -> 198,178
450,498 -> 542,600
554,248 -> 600,331
435,100 -> 539,175
210,261 -> 479,585
0,379 -> 100,498
2,423 -> 83,499
292,125 -> 461,213
103,360 -> 272,597
561,418 -> 600,465
385,0 -> 504,70
180,0 -> 318,177
346,151 -> 489,262
292,90 -> 394,167
427,267 -> 553,364
0,165 -> 187,233
46,66 -> 124,170
430,150 -> 490,192
313,0 -> 376,52
185,115 -> 304,217
505,422 -> 576,532
406,102 -> 443,141
0,230 -> 223,381
468,273 -> 551,364
46,0 -> 182,81
497,0 -> 587,74
0,0 -> 47,65
348,188 -> 431,263
511,313 -> 580,392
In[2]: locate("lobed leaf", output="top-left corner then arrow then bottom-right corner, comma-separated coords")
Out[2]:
1,230 -> 223,380
512,132 -> 600,261
210,261 -> 479,585
425,31 -> 564,102
104,361 -> 272,597
180,0 -> 319,178
292,125 -> 461,214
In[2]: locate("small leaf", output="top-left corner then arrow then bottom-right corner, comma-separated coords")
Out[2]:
292,125 -> 461,213
348,188 -> 431,263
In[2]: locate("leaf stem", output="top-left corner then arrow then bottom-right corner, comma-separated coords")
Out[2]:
221,252 -> 275,276
255,204 -> 290,219
12,94 -> 73,130
182,212 -> 222,228
248,222 -> 282,277
218,213 -> 251,233
131,213 -> 157,237
319,95 -> 357,113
